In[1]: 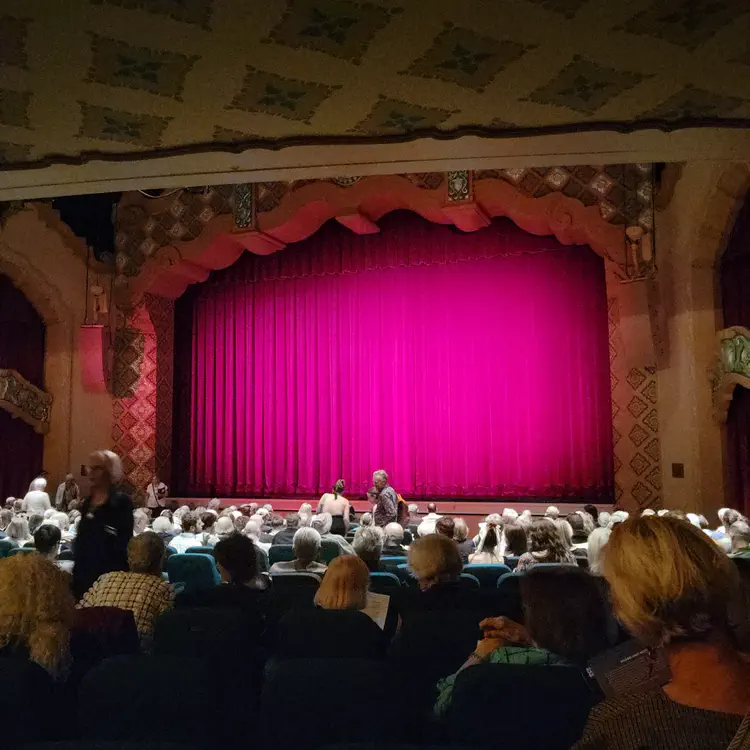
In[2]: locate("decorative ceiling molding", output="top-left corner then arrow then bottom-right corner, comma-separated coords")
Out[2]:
111,166 -> 651,307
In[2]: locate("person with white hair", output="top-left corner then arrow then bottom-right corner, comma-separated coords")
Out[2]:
473,512 -> 503,546
269,527 -> 327,575
502,508 -> 519,523
359,512 -> 373,527
641,508 -> 656,517
417,502 -> 442,537
587,526 -> 611,575
311,512 -> 355,555
352,525 -> 384,571
517,509 -> 533,531
383,521 -> 408,556
152,516 -> 175,546
54,473 -> 80,512
609,510 -> 629,528
545,506 -> 560,519
0,508 -> 12,537
172,505 -> 191,533
372,470 -> 398,527
133,509 -> 150,536
72,450 -> 133,599
214,515 -> 236,541
22,477 -> 51,516
5,516 -> 32,547
597,511 -> 611,528
207,498 -> 221,512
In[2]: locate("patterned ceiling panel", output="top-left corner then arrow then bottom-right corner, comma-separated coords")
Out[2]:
1,0 -> 749,167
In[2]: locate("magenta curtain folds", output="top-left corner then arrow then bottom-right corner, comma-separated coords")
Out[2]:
0,274 -> 45,499
174,212 -> 613,499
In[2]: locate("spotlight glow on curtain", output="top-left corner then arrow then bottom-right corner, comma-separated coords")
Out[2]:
174,213 -> 613,500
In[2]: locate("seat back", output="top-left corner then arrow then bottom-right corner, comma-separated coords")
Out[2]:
268,544 -> 295,566
7,546 -> 36,556
79,655 -> 214,745
380,555 -> 408,571
70,607 -> 140,675
0,659 -> 55,747
262,659 -> 399,750
447,663 -> 595,749
0,539 -> 16,557
166,553 -> 220,593
369,571 -> 401,594
256,545 -> 269,572
184,546 -> 214,555
275,609 -> 385,661
463,564 -> 511,588
458,573 -> 480,589
504,555 -> 520,570
320,539 -> 341,563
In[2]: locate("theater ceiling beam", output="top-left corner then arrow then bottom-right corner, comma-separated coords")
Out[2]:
335,212 -> 380,235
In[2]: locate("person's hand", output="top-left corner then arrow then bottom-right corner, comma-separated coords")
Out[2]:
479,616 -> 532,645
473,637 -> 504,659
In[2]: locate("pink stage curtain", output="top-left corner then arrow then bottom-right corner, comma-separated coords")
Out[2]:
0,274 -> 45,499
174,212 -> 613,500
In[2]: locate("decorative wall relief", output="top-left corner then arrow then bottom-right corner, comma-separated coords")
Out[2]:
0,368 -> 52,434
711,326 -> 750,422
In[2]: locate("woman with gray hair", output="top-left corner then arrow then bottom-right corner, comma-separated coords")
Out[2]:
4,516 -> 32,547
72,450 -> 133,599
269,527 -> 327,575
352,525 -> 384,572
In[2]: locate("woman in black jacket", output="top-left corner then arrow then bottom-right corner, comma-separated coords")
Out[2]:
72,450 -> 133,599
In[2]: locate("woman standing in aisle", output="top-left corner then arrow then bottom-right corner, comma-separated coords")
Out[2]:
317,479 -> 350,536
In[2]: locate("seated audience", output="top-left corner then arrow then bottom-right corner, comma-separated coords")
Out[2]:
359,512 -> 374,527
0,508 -> 11,535
469,521 -> 504,564
352,526 -> 384,572
597,510 -> 611,528
503,523 -> 528,561
233,514 -> 249,533
728,520 -> 750,558
587,525 -> 611,574
435,516 -> 455,539
577,510 -> 596,537
567,512 -> 589,550
168,511 -> 201,553
260,513 -> 285,543
272,513 -> 299,546
454,518 -> 475,563
552,516 -> 574,550
314,555 -> 370,611
28,513 -> 44,538
34,524 -> 73,574
383,522 -> 408,557
545,505 -> 560,519
79,532 -> 174,645
152,516 -> 176,546
515,519 -> 576,572
473,512 -> 502,545
583,503 -> 599,524
5,516 -> 32,547
407,503 -> 421,527
517,509 -> 533,530
23,477 -> 52,515
214,515 -> 236,541
0,553 -> 74,677
133,509 -> 149,535
197,512 -> 219,546
435,565 -> 610,716
298,502 -> 313,525
502,507 -> 519,524
716,507 -> 743,535
418,502 -> 442,537
575,515 -> 750,749
269,527 -> 327,576
312,512 -> 355,555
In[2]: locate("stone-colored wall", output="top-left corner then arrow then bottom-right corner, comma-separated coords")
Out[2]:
0,206 -> 113,490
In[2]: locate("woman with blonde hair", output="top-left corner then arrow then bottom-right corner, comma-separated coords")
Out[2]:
0,553 -> 74,677
72,450 -> 133,599
315,555 -> 370,611
574,515 -> 750,749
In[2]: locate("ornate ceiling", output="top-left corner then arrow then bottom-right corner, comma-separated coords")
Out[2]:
1,0 -> 750,171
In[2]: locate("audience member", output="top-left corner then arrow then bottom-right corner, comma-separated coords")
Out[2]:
23,477 -> 52,515
214,516 -> 236,541
575,515 -> 750,749
72,450 -> 134,600
198,513 -> 219,546
260,513 -> 285,543
587,525 -> 611,575
503,523 -> 528,559
312,512 -> 355,555
382,522 -> 408,557
435,566 -> 609,716
407,503 -> 421,528
453,518 -> 475,563
133,509 -> 150,535
545,505 -> 560,519
272,513 -> 299,546
352,526 -> 384,572
168,511 -> 202,553
0,508 -> 11,537
598,511 -> 611,528
435,516 -> 455,539
469,521 -> 504,564
359,512 -> 374,527
583,503 -> 599,524
269,527 -> 327,576
152,516 -> 175,546
28,513 -> 44,538
567,513 -> 589,550
577,510 -> 596,537
716,507 -> 742,535
372,470 -> 398,527
418,502 -> 442,537
473,512 -> 502,546
317,479 -> 350,535
233,514 -> 249,534
0,553 -> 74,676
502,508 -> 519,524
315,555 -> 370,611
5,516 -> 32,547
55,473 -> 80,512
728,520 -> 750,558
552,517 -> 574,550
517,509 -> 533,530
79,532 -> 173,645
515,519 -> 576,572
34,523 -> 73,573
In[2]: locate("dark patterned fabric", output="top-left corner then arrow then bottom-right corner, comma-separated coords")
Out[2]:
374,486 -> 398,527
573,690 -> 741,750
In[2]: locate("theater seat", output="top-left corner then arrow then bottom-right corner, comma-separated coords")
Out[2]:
320,539 -> 342,563
446,663 -> 596,749
269,544 -> 295,566
0,539 -> 14,558
166,553 -> 220,594
0,659 -> 55,747
369,571 -> 401,594
7,546 -> 36,556
462,564 -> 511,587
262,659 -> 401,750
458,573 -> 480,589
24,743 -> 199,750
185,546 -> 214,555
